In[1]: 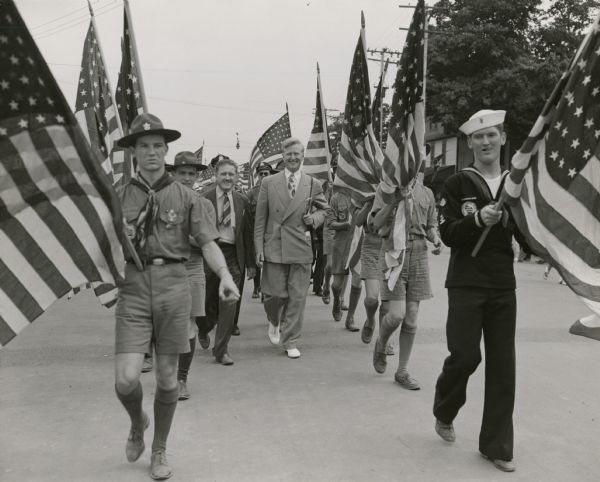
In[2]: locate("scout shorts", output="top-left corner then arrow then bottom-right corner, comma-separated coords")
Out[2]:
115,262 -> 191,355
380,238 -> 433,302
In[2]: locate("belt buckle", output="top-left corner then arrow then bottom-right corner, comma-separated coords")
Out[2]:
151,258 -> 165,266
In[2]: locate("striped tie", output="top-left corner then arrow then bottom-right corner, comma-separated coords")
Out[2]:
221,193 -> 231,226
288,173 -> 296,198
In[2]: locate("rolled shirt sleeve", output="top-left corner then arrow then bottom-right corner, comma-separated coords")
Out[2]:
190,195 -> 219,247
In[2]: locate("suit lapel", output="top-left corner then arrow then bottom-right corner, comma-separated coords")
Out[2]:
274,171 -> 290,208
208,188 -> 218,228
232,191 -> 243,236
283,171 -> 310,221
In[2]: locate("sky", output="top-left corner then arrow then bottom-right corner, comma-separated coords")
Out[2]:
15,0 -> 415,164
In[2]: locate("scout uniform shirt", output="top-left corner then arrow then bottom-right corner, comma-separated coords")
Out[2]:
119,177 -> 219,261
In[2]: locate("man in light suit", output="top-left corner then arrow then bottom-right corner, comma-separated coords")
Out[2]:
254,137 -> 328,359
197,157 -> 255,365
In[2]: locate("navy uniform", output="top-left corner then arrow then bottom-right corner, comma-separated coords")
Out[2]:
433,110 -> 526,469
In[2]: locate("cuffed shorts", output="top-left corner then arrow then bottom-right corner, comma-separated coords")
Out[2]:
115,262 -> 191,355
380,238 -> 433,302
360,232 -> 382,280
186,249 -> 206,317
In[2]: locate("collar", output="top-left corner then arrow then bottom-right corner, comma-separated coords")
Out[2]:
284,168 -> 301,182
216,185 -> 232,199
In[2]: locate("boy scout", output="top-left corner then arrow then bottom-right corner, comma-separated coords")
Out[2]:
114,113 -> 239,480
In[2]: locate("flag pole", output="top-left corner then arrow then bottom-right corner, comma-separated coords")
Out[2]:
87,1 -> 124,138
317,62 -> 332,182
124,0 -> 148,112
87,0 -> 143,272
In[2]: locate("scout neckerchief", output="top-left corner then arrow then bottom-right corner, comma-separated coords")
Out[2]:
129,172 -> 174,262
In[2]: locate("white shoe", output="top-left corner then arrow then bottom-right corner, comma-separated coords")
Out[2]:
268,323 -> 280,345
286,348 -> 301,359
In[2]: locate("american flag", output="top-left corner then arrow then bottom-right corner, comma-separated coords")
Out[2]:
333,12 -> 384,202
74,20 -> 124,185
237,161 -> 251,191
249,112 -> 291,184
377,0 -> 426,289
303,63 -> 332,182
372,60 -> 390,148
195,165 -> 216,190
504,16 -> 600,318
380,0 -> 425,205
114,4 -> 144,184
0,0 -> 125,347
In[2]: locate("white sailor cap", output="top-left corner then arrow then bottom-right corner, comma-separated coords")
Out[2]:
459,109 -> 506,135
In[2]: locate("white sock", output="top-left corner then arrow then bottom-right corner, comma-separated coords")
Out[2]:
580,314 -> 600,328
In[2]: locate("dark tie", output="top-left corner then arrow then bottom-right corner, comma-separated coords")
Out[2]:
288,174 -> 296,198
221,193 -> 231,226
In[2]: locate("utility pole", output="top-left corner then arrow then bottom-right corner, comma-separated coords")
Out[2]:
367,48 -> 400,142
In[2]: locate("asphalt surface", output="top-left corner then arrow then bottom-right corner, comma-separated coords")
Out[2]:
1,251 -> 599,482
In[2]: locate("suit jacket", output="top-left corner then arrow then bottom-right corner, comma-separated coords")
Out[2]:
254,170 -> 328,265
202,186 -> 255,273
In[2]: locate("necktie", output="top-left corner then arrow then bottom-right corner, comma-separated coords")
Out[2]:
288,174 -> 296,198
221,193 -> 231,226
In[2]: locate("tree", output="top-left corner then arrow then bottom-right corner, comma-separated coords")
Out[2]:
426,0 -> 599,151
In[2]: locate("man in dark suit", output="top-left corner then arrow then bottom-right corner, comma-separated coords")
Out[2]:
254,137 -> 328,359
197,157 -> 255,365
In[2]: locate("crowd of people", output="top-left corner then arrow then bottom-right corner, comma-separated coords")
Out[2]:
111,108 -> 534,479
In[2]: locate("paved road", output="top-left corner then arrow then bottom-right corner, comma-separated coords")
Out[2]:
1,252 -> 599,481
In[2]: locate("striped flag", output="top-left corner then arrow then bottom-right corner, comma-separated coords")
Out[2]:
74,20 -> 124,185
304,63 -> 332,182
503,16 -> 600,319
237,161 -> 251,191
372,60 -> 390,148
249,112 -> 291,184
377,0 -> 426,289
114,4 -> 145,184
0,0 -> 126,347
333,12 -> 384,202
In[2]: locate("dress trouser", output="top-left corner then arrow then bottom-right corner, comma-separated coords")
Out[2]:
261,261 -> 311,350
433,287 -> 516,461
197,243 -> 243,359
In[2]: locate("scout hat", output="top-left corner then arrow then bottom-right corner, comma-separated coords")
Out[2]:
459,110 -> 506,136
117,113 -> 181,148
165,151 -> 208,172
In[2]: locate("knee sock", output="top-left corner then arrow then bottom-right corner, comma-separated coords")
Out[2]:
152,386 -> 179,452
364,297 -> 379,326
346,285 -> 362,319
397,324 -> 417,375
322,271 -> 331,296
331,281 -> 341,307
177,337 -> 196,383
115,381 -> 144,431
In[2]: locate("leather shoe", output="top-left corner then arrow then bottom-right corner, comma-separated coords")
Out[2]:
322,294 -> 330,305
435,419 -> 456,442
232,326 -> 240,336
125,411 -> 149,462
217,353 -> 234,365
345,316 -> 359,332
286,348 -> 301,359
481,453 -> 516,472
150,449 -> 173,480
178,380 -> 190,400
372,339 -> 387,374
394,371 -> 420,390
252,290 -> 259,299
268,323 -> 280,345
361,320 -> 374,344
569,319 -> 600,341
198,332 -> 210,349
